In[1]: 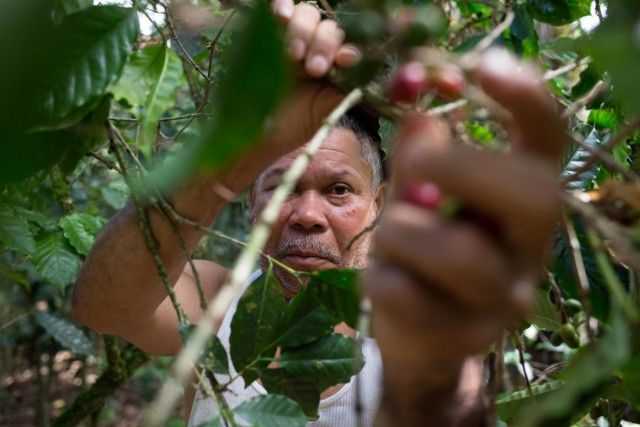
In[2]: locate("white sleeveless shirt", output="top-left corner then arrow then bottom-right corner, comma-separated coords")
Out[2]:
188,270 -> 383,427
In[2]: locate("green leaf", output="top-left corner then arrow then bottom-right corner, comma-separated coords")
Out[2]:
527,0 -> 591,26
588,109 -> 620,130
101,178 -> 129,210
497,380 -> 563,423
35,311 -> 95,356
32,6 -> 139,129
278,288 -> 335,348
203,336 -> 230,376
261,335 -> 364,419
562,130 -> 602,191
59,213 -> 106,256
0,205 -> 36,254
138,45 -> 184,156
276,335 -> 364,390
260,370 -> 322,420
0,129 -> 84,184
207,394 -> 307,427
583,3 -> 640,114
140,1 -> 291,194
230,269 -> 288,385
53,0 -> 93,22
306,269 -> 361,329
514,308 -> 630,427
34,234 -> 82,287
529,287 -> 563,332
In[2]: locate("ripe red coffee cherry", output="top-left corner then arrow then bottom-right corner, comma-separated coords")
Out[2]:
402,182 -> 443,210
388,61 -> 428,104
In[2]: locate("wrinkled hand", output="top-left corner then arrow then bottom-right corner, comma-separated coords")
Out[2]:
258,1 -> 358,161
273,0 -> 360,76
364,49 -> 567,392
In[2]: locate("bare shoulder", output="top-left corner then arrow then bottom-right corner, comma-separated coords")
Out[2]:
181,260 -> 229,301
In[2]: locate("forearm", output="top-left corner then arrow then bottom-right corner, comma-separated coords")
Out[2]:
375,357 -> 487,427
71,174 -> 227,333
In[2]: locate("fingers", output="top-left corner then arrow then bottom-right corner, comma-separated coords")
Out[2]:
363,263 -> 505,358
282,2 -> 359,77
474,49 -> 567,164
287,3 -> 321,61
373,204 -> 516,313
272,0 -> 294,21
305,19 -> 344,77
335,44 -> 361,68
392,116 -> 559,263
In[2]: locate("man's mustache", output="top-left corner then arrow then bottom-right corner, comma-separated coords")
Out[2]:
275,236 -> 341,264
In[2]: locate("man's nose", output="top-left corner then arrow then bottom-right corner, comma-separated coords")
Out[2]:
289,191 -> 328,233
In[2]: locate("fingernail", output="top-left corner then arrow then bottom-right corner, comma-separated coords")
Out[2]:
338,46 -> 361,66
276,2 -> 294,19
307,55 -> 329,76
289,39 -> 305,60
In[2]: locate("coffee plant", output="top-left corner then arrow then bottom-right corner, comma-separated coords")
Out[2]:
1,0 -> 640,426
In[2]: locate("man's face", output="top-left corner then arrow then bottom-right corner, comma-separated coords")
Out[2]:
251,128 -> 383,296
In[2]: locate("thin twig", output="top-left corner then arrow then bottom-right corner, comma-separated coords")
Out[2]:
562,213 -> 594,342
143,88 -> 364,427
0,311 -> 31,331
89,152 -> 121,173
109,113 -> 212,123
512,333 -> 532,397
165,9 -> 210,82
109,125 -> 189,326
467,10 -> 515,56
193,368 -> 238,427
543,57 -> 591,82
562,80 -> 608,118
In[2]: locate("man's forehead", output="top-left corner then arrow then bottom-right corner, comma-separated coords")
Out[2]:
257,128 -> 369,183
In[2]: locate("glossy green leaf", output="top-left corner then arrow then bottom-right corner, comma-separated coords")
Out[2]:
230,270 -> 287,385
276,334 -> 364,393
260,370 -> 322,419
278,288 -> 335,348
527,0 -> 591,26
59,213 -> 106,256
260,335 -> 364,419
138,45 -> 184,156
35,311 -> 95,356
33,6 -> 139,129
34,234 -> 82,287
0,205 -> 37,254
206,394 -> 307,427
306,269 -> 361,329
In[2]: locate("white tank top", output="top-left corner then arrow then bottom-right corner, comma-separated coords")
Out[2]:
188,270 -> 383,427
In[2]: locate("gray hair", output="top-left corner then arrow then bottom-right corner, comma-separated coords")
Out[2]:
337,114 -> 384,189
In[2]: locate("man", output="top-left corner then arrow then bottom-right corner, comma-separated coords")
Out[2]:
71,1 -> 567,426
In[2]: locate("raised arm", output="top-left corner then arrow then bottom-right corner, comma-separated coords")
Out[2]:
71,1 -> 357,356
366,49 -> 567,426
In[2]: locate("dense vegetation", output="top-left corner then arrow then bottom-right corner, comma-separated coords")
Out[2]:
1,0 -> 640,426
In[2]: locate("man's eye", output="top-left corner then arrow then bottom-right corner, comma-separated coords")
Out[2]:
330,183 -> 352,196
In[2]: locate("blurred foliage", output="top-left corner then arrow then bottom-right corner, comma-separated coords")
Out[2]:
1,0 -> 640,426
